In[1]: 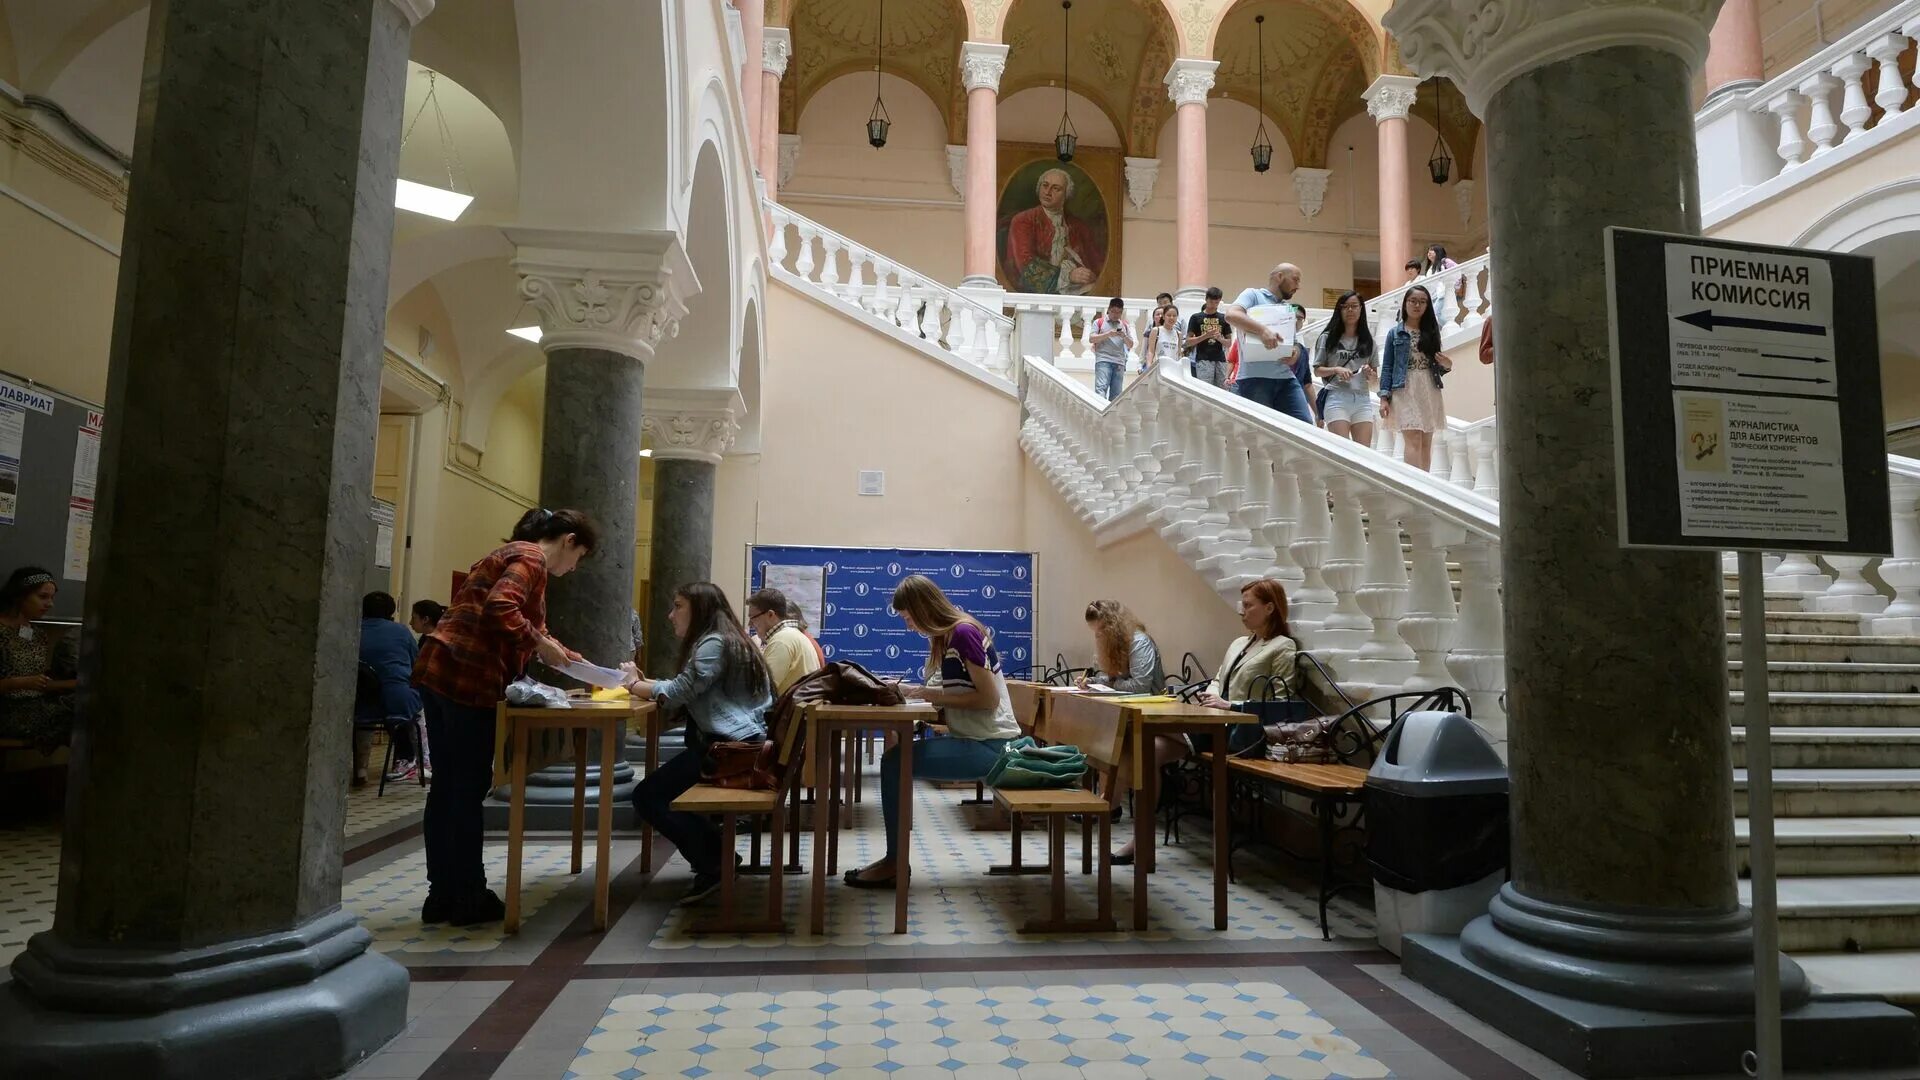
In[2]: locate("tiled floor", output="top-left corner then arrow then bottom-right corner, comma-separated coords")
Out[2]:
0,823 -> 59,968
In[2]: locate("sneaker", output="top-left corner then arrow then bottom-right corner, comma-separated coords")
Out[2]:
385,760 -> 416,783
678,873 -> 723,907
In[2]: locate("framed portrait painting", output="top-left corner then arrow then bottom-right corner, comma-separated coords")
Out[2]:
995,144 -> 1123,297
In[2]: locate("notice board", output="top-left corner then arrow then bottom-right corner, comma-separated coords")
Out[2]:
747,545 -> 1037,680
0,373 -> 104,622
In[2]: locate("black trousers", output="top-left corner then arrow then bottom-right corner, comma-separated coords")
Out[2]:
422,689 -> 495,899
631,734 -> 724,875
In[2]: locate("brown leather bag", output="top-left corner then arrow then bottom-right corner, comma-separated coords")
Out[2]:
702,739 -> 778,790
1478,319 -> 1494,365
700,661 -> 908,792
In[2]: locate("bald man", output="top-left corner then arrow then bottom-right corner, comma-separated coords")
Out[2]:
1222,263 -> 1315,424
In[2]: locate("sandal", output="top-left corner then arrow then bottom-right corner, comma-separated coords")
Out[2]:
843,868 -> 898,889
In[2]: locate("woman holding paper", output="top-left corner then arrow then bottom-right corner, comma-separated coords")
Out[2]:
624,582 -> 772,906
1077,600 -> 1182,866
412,508 -> 598,928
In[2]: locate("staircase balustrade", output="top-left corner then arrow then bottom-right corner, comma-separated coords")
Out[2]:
1008,292 -> 1333,371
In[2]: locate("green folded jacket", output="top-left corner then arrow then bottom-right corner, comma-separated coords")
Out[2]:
985,736 -> 1089,789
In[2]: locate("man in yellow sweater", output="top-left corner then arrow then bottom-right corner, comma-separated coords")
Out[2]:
746,588 -> 823,695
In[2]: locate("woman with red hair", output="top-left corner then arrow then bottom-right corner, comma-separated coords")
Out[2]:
1199,578 -> 1298,710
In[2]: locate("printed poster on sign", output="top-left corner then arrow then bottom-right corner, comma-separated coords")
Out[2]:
63,499 -> 92,581
1673,392 -> 1846,543
71,415 -> 101,502
0,405 -> 24,526
762,564 -> 826,628
1665,244 -> 1835,398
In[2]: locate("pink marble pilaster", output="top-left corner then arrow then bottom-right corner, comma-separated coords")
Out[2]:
1165,59 -> 1218,296
740,0 -> 764,167
1364,75 -> 1419,291
1704,0 -> 1765,97
960,42 -> 1008,285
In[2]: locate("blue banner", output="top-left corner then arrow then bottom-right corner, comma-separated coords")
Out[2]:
748,545 -> 1036,680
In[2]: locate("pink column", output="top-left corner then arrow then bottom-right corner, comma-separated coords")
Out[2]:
1164,59 -> 1218,296
1705,0 -> 1766,97
761,28 -> 790,205
1364,75 -> 1419,291
960,42 -> 1008,286
740,1 -> 764,167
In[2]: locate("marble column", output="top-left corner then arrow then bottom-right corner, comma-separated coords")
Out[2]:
761,28 -> 791,207
740,0 -> 765,170
1383,1 -> 1917,1073
960,42 -> 1009,289
0,0 -> 427,1074
1705,0 -> 1766,101
1164,59 -> 1218,302
1363,75 -> 1419,291
642,395 -> 741,675
503,229 -> 693,823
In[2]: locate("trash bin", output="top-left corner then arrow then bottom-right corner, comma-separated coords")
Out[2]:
1365,710 -> 1509,956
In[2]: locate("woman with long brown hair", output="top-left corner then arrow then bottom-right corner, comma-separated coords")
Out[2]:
1078,599 -> 1181,865
845,575 -> 1020,888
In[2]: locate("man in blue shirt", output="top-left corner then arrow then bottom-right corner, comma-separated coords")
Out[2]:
1222,263 -> 1315,424
357,591 -> 422,787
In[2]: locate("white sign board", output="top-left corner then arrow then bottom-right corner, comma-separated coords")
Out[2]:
1664,244 -> 1835,398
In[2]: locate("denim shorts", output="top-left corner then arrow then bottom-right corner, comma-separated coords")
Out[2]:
1320,386 -> 1377,424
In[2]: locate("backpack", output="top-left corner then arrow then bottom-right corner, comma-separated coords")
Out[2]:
703,660 -> 906,790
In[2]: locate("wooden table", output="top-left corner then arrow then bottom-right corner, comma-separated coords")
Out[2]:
1046,694 -> 1240,931
497,699 -> 656,933
807,703 -> 934,936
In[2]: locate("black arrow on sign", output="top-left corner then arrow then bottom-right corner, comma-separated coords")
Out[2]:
1677,309 -> 1828,336
1739,373 -> 1831,385
1761,353 -> 1830,364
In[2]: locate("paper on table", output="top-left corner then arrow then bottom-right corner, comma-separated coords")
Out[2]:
556,658 -> 629,688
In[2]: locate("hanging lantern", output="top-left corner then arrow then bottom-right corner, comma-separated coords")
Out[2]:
1251,16 -> 1272,173
1054,1 -> 1078,162
1427,78 -> 1454,184
868,0 -> 890,148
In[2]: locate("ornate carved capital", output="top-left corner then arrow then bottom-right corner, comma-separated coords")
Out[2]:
385,0 -> 435,26
1363,74 -> 1420,122
778,134 -> 802,188
961,41 -> 1010,93
946,145 -> 968,197
763,27 -> 792,79
1164,58 -> 1218,107
1383,0 -> 1718,115
506,228 -> 694,361
642,390 -> 743,465
1123,157 -> 1160,210
1291,167 -> 1332,219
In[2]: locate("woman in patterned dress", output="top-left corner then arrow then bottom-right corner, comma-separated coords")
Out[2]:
1379,285 -> 1452,472
0,567 -> 77,751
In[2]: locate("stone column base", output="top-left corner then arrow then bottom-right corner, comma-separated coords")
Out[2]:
485,761 -> 639,832
0,910 -> 406,1080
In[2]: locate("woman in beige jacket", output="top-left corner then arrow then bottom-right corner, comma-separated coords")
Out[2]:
1200,578 -> 1298,709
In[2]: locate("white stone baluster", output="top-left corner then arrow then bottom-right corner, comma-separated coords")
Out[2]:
1352,491 -> 1416,692
1372,420 -> 1393,454
793,222 -> 818,279
950,305 -> 976,358
1235,441 -> 1279,585
1428,429 -> 1452,480
844,248 -> 867,306
987,321 -> 1011,377
1054,310 -> 1074,367
1316,475 -> 1372,660
1398,512 -> 1463,691
1768,550 -> 1831,596
892,286 -> 918,333
818,235 -> 843,288
920,295 -> 945,342
1118,406 -> 1145,489
1285,462 -> 1336,630
1459,268 -> 1486,329
1445,538 -> 1507,751
1867,34 -> 1912,119
1199,427 -> 1253,578
1180,424 -> 1232,564
868,260 -> 892,320
1800,73 -> 1841,155
1768,91 -> 1809,169
1833,53 -> 1875,142
1133,396 -> 1163,489
768,218 -> 788,264
1814,555 -> 1888,614
1259,447 -> 1304,587
1447,430 -> 1474,488
1873,480 -> 1920,634
1471,427 -> 1499,498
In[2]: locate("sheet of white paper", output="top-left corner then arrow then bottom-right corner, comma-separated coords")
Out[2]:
556,657 -> 628,688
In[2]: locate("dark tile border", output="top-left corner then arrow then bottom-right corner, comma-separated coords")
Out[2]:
344,821 -> 424,867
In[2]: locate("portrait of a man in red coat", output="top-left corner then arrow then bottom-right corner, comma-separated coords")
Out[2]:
999,166 -> 1106,295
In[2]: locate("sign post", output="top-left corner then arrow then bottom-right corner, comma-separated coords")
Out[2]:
1605,228 -> 1888,1080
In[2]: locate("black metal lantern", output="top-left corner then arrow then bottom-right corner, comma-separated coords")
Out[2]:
1251,16 -> 1273,172
1426,77 -> 1453,184
868,0 -> 890,148
1054,1 -> 1077,161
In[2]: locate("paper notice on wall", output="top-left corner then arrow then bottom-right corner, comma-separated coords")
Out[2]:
63,498 -> 93,581
1674,391 -> 1846,543
0,405 -> 23,527
762,563 -> 827,627
71,424 -> 101,503
370,499 -> 397,570
0,462 -> 17,527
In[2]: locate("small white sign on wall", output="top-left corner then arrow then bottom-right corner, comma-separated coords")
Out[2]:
858,470 -> 885,496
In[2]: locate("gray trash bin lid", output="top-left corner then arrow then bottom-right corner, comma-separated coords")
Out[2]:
1366,710 -> 1508,795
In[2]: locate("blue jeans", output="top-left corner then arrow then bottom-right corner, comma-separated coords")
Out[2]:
1094,361 -> 1123,402
878,736 -> 1007,860
1238,377 -> 1315,424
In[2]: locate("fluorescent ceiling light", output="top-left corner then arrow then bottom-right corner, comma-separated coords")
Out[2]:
395,178 -> 474,221
639,448 -> 654,458
506,325 -> 543,343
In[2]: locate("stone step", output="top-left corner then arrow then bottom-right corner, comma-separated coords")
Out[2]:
1727,634 -> 1920,664
1725,611 -> 1863,636
1740,875 -> 1920,952
1727,662 -> 1920,694
1734,769 -> 1920,816
1735,817 -> 1920,877
1794,950 -> 1920,1005
1725,589 -> 1807,612
1732,726 -> 1920,769
1727,692 -> 1920,728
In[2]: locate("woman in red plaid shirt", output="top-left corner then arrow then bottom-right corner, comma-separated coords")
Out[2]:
413,508 -> 598,927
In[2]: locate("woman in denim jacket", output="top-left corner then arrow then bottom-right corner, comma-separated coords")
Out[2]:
1379,285 -> 1451,471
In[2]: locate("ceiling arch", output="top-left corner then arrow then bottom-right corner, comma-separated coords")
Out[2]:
779,0 -> 967,140
1200,0 -> 1376,169
998,0 -> 1179,157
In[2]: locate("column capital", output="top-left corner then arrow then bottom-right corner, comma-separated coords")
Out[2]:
506,227 -> 694,361
1123,156 -> 1160,210
643,389 -> 743,464
385,0 -> 435,26
1362,74 -> 1421,122
961,41 -> 1010,92
1383,0 -> 1717,115
1291,166 -> 1332,219
1164,58 -> 1218,106
778,133 -> 802,187
763,27 -> 792,78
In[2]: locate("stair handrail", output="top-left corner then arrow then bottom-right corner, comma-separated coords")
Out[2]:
1737,0 -> 1918,123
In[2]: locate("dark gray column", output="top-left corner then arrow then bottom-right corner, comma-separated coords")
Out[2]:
1382,3 -> 1917,1073
540,348 -> 645,666
0,0 -> 422,1074
646,456 -> 718,676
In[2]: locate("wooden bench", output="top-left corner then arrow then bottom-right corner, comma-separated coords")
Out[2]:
1201,753 -> 1369,940
991,697 -> 1126,934
669,704 -> 806,934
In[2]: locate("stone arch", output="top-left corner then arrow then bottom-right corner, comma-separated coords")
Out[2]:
1795,178 -> 1920,253
1203,0 -> 1380,76
673,140 -> 738,391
